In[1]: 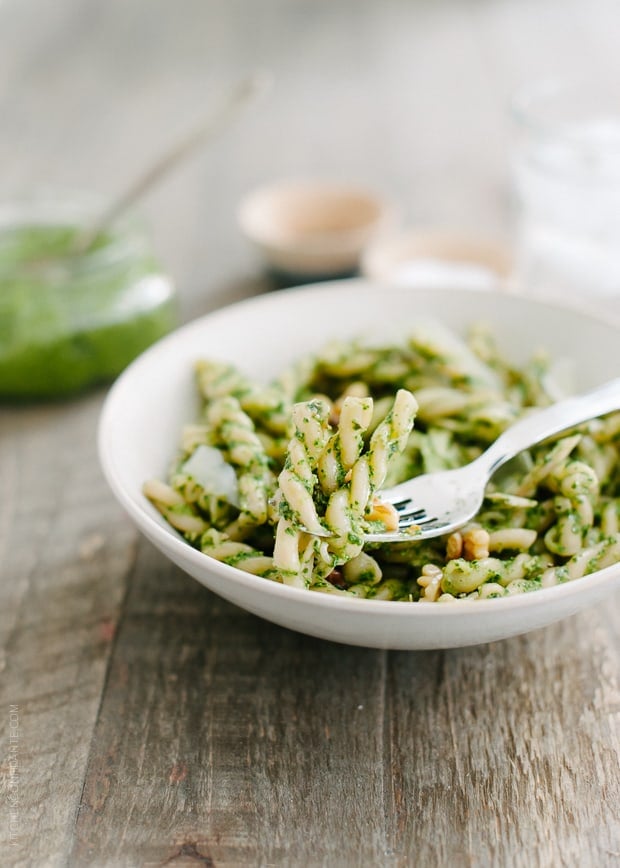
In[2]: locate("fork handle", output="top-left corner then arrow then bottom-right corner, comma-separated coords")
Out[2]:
479,377 -> 620,478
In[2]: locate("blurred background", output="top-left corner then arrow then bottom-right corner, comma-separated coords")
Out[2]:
1,0 -> 619,322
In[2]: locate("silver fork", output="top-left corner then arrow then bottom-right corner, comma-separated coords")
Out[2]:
364,377 -> 620,543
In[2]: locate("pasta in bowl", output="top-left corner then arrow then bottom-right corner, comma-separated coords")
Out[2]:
98,281 -> 620,648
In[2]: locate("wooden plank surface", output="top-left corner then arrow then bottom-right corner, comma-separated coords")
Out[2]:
1,1 -> 620,866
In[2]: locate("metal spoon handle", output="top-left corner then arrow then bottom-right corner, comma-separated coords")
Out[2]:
75,72 -> 271,252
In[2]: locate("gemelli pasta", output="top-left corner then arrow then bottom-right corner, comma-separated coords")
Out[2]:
143,321 -> 620,602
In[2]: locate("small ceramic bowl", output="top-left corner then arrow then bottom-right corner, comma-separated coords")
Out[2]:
238,180 -> 395,285
362,228 -> 513,289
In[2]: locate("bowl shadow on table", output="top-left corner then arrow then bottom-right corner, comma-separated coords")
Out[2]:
98,541 -> 597,740
105,536 -> 607,734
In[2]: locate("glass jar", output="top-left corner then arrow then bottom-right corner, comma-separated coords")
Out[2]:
0,193 -> 177,399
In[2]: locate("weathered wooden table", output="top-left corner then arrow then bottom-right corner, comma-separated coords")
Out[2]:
2,1 -> 620,865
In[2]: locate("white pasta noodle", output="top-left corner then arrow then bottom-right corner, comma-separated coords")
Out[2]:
272,392 -> 416,587
206,396 -> 275,532
488,528 -> 538,553
143,323 -> 620,602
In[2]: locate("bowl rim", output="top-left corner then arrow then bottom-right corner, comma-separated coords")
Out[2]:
98,279 -> 620,618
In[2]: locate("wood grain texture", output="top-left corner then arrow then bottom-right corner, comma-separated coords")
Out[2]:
384,614 -> 620,867
1,0 -> 620,866
0,397 -> 138,865
69,544 -> 389,867
67,553 -> 620,867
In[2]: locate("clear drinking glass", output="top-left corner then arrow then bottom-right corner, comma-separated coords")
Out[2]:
511,79 -> 620,310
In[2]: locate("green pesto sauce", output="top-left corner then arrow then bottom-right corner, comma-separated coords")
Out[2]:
0,222 -> 177,399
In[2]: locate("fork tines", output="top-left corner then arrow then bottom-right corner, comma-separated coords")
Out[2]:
391,499 -> 433,527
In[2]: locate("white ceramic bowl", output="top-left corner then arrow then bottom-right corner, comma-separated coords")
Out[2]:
98,281 -> 620,649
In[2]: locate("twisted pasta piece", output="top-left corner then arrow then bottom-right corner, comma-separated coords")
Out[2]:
324,390 -> 417,566
143,479 -> 208,538
440,553 -> 551,596
544,458 -> 599,556
207,396 -> 275,533
315,342 -> 395,380
196,359 -> 251,403
273,390 -> 417,588
276,398 -> 332,536
601,500 -> 620,537
196,358 -> 294,436
355,388 -> 419,503
541,535 -> 620,587
273,399 -> 332,587
515,434 -> 581,497
200,529 -> 274,576
318,396 -> 374,494
407,319 -> 502,391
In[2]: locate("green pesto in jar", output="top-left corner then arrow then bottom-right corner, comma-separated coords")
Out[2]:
0,218 -> 177,399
